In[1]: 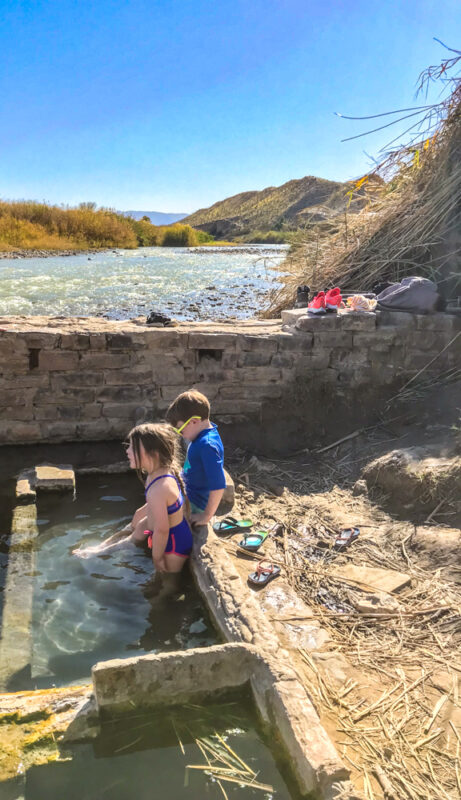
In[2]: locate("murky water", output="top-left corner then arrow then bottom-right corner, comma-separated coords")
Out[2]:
0,245 -> 287,320
1,474 -> 216,689
16,701 -> 299,800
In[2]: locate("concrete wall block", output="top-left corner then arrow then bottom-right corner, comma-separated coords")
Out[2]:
96,385 -> 149,403
237,335 -> 278,353
406,331 -> 446,351
188,332 -> 238,350
195,365 -> 239,383
1,358 -> 30,375
238,351 -> 273,367
0,339 -> 28,357
78,352 -> 131,370
294,351 -> 330,373
0,373 -> 50,388
0,388 -> 29,406
403,352 -> 443,371
415,313 -> 461,332
219,384 -> 282,400
38,350 -> 79,371
213,399 -> 262,415
76,419 -> 112,439
313,332 -> 353,348
340,366 -> 373,385
271,353 -> 295,368
272,332 -> 312,352
354,329 -> 397,348
23,332 -> 59,349
58,405 -> 82,421
0,421 -> 42,443
51,371 -> 104,389
0,406 -> 32,421
34,406 -> 61,421
88,333 -> 107,350
40,421 -> 79,441
221,351 -> 238,369
377,310 -> 417,328
237,366 -> 281,383
179,350 -> 197,368
59,333 -> 90,350
339,312 -> 377,330
102,402 -> 152,420
151,363 -> 185,385
38,386 -> 95,404
146,330 -> 188,351
106,333 -> 146,350
296,315 -> 340,332
103,368 -> 153,386
330,349 -> 370,369
84,403 -> 103,419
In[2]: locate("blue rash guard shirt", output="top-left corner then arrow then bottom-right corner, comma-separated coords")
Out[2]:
183,423 -> 226,511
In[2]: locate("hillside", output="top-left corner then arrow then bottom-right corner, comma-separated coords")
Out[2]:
124,210 -> 187,225
182,174 -> 357,239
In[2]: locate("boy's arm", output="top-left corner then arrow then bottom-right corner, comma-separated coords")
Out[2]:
190,441 -> 226,526
190,488 -> 224,526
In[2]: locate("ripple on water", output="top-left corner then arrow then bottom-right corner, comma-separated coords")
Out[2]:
0,245 -> 287,319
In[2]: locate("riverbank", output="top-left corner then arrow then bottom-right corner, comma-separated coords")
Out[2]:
0,247 -> 107,259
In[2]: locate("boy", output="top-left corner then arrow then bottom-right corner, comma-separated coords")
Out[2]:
166,389 -> 226,526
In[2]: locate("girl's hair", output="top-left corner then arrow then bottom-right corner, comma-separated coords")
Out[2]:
127,423 -> 187,503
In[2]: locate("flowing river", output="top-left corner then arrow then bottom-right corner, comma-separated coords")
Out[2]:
0,244 -> 288,320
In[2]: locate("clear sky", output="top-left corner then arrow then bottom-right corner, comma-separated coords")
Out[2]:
1,0 -> 460,212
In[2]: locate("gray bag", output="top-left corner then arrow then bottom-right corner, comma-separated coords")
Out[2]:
377,277 -> 441,314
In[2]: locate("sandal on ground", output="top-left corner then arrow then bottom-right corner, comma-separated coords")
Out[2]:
238,530 -> 268,552
248,560 -> 281,586
334,527 -> 360,550
212,516 -> 253,534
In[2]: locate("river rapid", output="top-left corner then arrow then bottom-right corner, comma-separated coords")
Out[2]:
0,244 -> 288,320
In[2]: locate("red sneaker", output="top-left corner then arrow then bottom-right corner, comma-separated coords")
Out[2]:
325,287 -> 342,312
307,291 -> 326,315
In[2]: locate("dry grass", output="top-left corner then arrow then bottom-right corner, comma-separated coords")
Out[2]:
227,435 -> 461,800
264,51 -> 461,316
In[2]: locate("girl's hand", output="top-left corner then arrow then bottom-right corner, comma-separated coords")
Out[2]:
153,556 -> 167,572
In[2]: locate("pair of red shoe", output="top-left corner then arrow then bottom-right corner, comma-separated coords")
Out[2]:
307,287 -> 342,314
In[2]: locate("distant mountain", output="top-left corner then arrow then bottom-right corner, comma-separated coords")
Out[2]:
182,174 -> 375,239
124,210 -> 188,225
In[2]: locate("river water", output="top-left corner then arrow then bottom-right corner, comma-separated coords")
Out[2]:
0,245 -> 288,320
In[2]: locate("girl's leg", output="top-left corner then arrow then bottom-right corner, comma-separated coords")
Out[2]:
163,552 -> 189,573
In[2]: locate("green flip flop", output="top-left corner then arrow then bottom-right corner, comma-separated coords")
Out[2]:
212,516 -> 253,534
238,530 -> 268,552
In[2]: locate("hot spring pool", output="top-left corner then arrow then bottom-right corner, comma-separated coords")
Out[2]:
0,473 -> 217,690
7,698 -> 301,800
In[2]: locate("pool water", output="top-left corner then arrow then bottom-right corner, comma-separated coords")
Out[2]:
14,700 -> 300,800
14,473 -> 216,688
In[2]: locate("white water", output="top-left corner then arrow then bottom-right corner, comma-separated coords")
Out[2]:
0,245 -> 287,320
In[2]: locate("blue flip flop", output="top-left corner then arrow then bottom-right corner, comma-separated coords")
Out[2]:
238,530 -> 268,552
213,516 -> 253,534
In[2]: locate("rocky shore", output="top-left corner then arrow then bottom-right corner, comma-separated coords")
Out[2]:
0,248 -> 108,259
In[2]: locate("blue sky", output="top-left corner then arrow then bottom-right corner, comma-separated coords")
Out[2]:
0,0 -> 460,212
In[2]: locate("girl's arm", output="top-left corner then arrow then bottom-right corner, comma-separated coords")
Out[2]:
73,504 -> 148,556
146,486 -> 170,572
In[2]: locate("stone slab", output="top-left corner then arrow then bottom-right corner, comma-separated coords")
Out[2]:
281,308 -> 308,325
330,564 -> 411,594
34,464 -> 75,492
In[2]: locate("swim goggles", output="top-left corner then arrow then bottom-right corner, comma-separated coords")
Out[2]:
172,416 -> 201,434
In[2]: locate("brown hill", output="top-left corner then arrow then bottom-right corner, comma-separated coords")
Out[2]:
183,174 -> 361,239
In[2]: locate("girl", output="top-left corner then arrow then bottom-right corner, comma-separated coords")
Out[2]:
74,423 -> 193,573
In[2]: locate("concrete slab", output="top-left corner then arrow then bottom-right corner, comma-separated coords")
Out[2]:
330,563 -> 411,593
34,464 -> 75,492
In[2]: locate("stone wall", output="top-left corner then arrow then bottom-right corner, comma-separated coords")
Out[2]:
0,311 -> 459,451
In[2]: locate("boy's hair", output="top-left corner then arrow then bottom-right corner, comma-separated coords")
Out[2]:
165,389 -> 210,427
